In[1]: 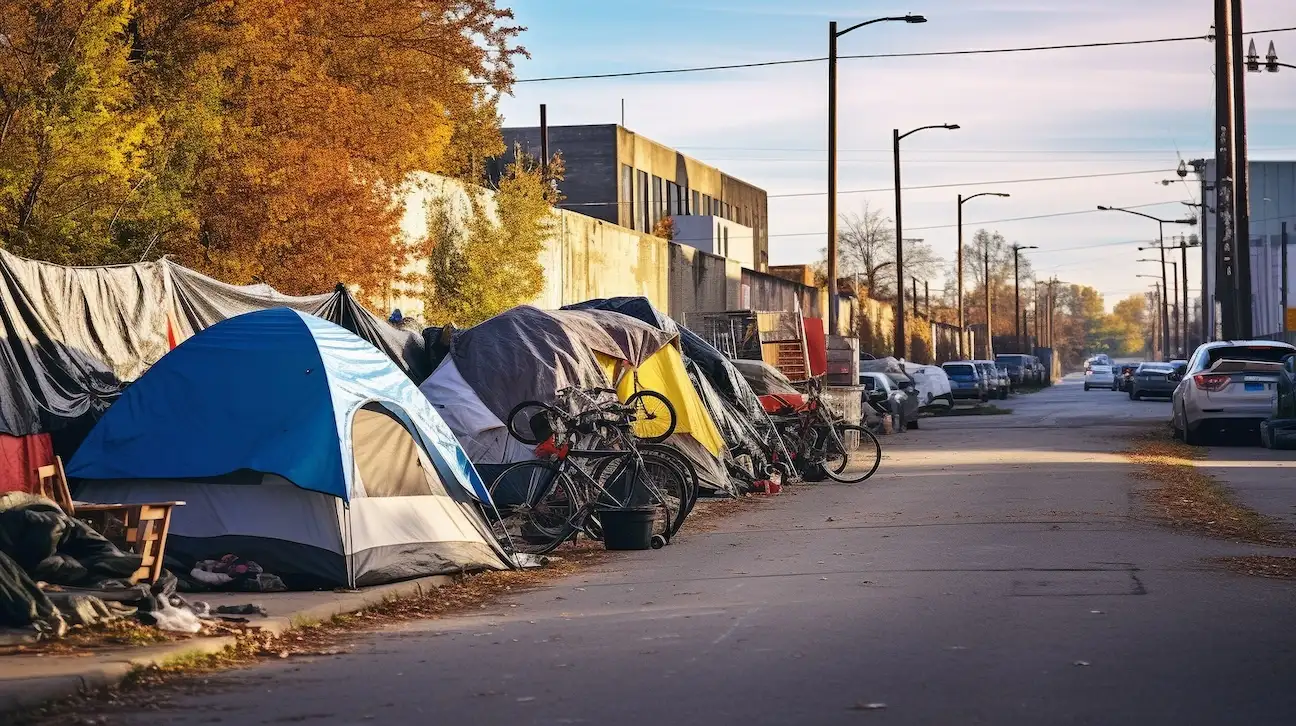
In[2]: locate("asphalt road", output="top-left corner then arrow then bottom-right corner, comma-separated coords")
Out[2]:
81,378 -> 1296,726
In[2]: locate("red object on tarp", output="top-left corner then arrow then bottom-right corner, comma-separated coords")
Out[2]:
0,433 -> 54,495
758,393 -> 806,415
803,317 -> 828,377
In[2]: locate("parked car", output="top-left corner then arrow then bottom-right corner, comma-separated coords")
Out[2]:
1083,362 -> 1117,391
903,362 -> 954,410
1128,361 -> 1177,400
1117,362 -> 1141,392
860,372 -> 917,432
942,361 -> 987,402
995,354 -> 1032,385
1171,340 -> 1296,444
973,360 -> 1008,400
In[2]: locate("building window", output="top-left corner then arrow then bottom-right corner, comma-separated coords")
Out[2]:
667,182 -> 679,216
691,190 -> 700,217
621,165 -> 634,228
723,202 -> 732,221
701,194 -> 713,216
637,170 -> 649,232
723,226 -> 730,258
651,176 -> 664,227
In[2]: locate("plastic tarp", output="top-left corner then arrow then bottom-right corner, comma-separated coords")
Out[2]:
67,309 -> 486,503
0,249 -> 427,440
561,297 -> 766,421
420,305 -> 732,494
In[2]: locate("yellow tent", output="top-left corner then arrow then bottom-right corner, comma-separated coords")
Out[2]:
596,345 -> 725,456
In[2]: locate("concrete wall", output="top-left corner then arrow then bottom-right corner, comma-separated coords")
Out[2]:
741,268 -> 820,320
532,211 -> 670,311
668,245 -> 742,323
672,215 -> 756,270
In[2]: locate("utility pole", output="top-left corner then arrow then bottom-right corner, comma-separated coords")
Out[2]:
924,280 -> 930,319
539,104 -> 549,177
1284,222 -> 1290,336
984,239 -> 992,359
1012,244 -> 1037,354
1231,0 -> 1253,337
1214,0 -> 1241,339
912,276 -> 920,321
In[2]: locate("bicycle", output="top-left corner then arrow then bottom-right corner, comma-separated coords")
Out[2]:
489,390 -> 694,555
766,378 -> 881,483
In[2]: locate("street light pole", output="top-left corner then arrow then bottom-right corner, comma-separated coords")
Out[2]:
956,192 -> 1010,359
893,122 -> 960,361
1100,205 -> 1195,355
827,15 -> 927,340
1013,244 -> 1038,353
1138,276 -> 1164,358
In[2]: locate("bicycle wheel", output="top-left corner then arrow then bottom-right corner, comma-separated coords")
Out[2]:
589,452 -> 685,539
486,461 -> 578,554
626,390 -> 677,443
822,424 -> 882,483
636,443 -> 700,517
506,401 -> 558,445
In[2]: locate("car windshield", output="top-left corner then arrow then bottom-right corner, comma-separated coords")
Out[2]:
944,364 -> 975,377
1140,364 -> 1172,372
1205,345 -> 1294,367
995,355 -> 1026,366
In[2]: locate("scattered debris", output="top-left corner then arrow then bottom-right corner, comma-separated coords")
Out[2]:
1073,660 -> 1091,667
1125,430 -> 1296,546
850,702 -> 888,711
1211,555 -> 1296,580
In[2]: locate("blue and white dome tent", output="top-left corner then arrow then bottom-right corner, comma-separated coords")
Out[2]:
69,308 -> 511,589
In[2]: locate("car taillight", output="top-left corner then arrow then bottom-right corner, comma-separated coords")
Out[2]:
1085,370 -> 1093,376
1193,373 -> 1230,392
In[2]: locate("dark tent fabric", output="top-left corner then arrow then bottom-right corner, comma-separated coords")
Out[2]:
448,305 -> 672,420
0,250 -> 427,440
561,297 -> 765,420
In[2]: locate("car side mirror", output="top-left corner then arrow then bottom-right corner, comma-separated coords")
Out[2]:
1167,372 -> 1182,383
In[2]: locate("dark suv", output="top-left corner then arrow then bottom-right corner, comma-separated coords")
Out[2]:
995,354 -> 1032,385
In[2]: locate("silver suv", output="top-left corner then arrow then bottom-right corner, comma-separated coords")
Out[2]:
1171,340 -> 1296,445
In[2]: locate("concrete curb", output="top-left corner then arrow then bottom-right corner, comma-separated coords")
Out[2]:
0,574 -> 454,716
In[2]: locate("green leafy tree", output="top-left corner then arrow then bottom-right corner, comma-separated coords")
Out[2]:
422,148 -> 560,326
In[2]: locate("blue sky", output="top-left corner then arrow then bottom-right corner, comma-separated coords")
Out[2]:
497,0 -> 1296,310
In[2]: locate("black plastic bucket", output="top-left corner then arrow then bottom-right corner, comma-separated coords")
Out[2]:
596,506 -> 658,550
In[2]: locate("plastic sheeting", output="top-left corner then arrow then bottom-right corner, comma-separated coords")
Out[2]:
0,250 -> 427,440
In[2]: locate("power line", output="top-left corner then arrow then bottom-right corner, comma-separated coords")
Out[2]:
769,168 -> 1176,199
504,26 -> 1296,85
752,200 -> 1184,240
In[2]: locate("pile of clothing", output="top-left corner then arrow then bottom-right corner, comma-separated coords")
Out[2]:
0,494 -> 265,639
185,555 -> 286,593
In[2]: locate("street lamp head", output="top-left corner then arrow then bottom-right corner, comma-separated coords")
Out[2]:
944,124 -> 961,130
904,14 -> 927,23
1096,205 -> 1112,211
1177,160 -> 1189,178
1247,39 -> 1261,72
1173,218 -> 1197,225
992,193 -> 1011,198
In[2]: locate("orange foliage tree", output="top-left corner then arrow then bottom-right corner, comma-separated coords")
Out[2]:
0,0 -> 524,297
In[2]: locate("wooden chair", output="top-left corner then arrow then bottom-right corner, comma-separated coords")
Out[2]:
34,457 -> 183,584
35,457 -> 75,514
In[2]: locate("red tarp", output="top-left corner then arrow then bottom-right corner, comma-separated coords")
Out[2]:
0,433 -> 54,495
803,317 -> 828,377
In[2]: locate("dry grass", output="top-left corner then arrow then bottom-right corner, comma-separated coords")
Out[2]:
1210,555 -> 1296,580
1125,428 -> 1296,546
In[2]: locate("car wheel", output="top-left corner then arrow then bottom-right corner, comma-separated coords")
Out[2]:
1084,384 -> 1090,391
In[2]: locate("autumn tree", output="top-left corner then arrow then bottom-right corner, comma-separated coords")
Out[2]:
422,148 -> 559,327
832,200 -> 941,301
0,0 -> 525,300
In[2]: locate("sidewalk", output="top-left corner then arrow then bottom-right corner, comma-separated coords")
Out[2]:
0,574 -> 451,714
1199,446 -> 1296,528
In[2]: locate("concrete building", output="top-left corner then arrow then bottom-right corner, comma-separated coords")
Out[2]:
671,216 -> 756,270
1200,160 -> 1296,338
497,124 -> 770,271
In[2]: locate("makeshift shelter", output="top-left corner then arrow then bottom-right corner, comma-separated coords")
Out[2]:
67,309 -> 508,589
0,250 -> 426,492
561,298 -> 782,488
419,306 -> 733,495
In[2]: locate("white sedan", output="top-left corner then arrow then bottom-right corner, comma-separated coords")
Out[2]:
1083,363 -> 1117,391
